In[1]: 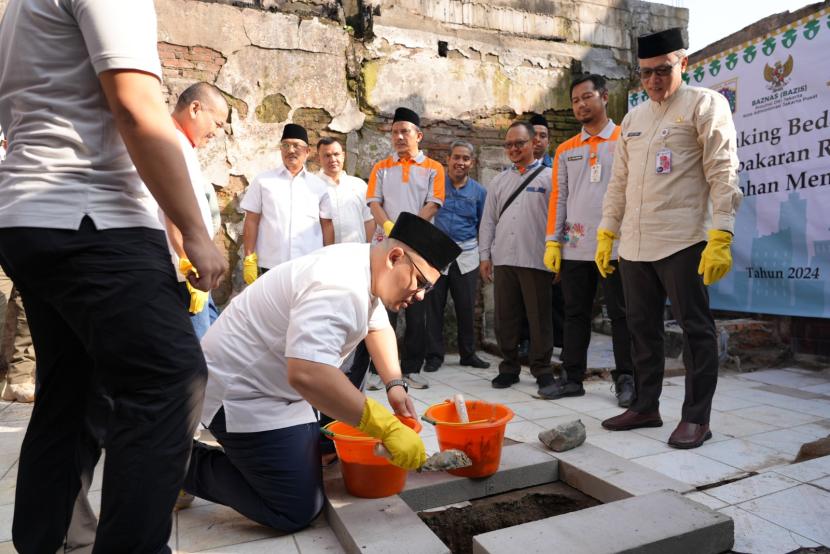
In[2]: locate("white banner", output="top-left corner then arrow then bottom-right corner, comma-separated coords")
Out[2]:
629,7 -> 830,318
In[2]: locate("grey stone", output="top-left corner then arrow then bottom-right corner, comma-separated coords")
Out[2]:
551,443 -> 693,503
538,420 -> 586,452
473,490 -> 734,554
325,478 -> 449,554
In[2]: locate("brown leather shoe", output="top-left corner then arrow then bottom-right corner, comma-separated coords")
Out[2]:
668,422 -> 712,449
601,409 -> 663,431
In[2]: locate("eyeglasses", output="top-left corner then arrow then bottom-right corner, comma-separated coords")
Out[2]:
637,59 -> 681,80
403,252 -> 434,294
503,139 -> 529,150
280,142 -> 308,152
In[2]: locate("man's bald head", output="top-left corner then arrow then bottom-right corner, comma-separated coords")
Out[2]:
172,82 -> 229,148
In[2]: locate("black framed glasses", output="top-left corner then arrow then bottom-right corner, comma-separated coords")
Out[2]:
637,59 -> 681,80
403,252 -> 434,293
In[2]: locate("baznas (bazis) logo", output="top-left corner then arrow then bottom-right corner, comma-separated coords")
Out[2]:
763,55 -> 793,92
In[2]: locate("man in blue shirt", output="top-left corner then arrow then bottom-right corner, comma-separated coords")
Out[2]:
424,141 -> 490,372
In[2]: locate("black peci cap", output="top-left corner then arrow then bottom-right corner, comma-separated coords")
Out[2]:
529,114 -> 549,129
389,212 -> 461,271
637,28 -> 686,59
392,107 -> 421,128
281,123 -> 309,144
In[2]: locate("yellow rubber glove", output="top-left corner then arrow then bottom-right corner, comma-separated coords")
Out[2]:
178,258 -> 209,314
357,397 -> 426,470
594,228 -> 617,278
382,220 -> 395,237
178,257 -> 196,279
185,281 -> 208,314
243,253 -> 259,285
698,229 -> 733,286
543,241 -> 562,273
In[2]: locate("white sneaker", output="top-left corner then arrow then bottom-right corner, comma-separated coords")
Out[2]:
405,373 -> 429,389
1,382 -> 35,403
366,373 -> 383,391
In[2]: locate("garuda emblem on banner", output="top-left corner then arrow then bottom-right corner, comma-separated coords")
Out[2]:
763,55 -> 793,92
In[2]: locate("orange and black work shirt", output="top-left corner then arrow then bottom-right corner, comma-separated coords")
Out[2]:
366,151 -> 445,240
546,119 -> 620,262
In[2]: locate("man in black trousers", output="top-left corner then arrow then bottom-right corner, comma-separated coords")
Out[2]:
596,28 -> 741,449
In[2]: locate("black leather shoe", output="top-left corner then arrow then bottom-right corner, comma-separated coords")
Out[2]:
615,375 -> 635,408
491,373 -> 519,389
537,380 -> 585,400
460,355 -> 490,369
424,362 -> 442,373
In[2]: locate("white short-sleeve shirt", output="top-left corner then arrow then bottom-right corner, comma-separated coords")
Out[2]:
156,128 -> 215,280
240,166 -> 331,269
317,170 -> 373,244
0,0 -> 163,230
199,243 -> 390,433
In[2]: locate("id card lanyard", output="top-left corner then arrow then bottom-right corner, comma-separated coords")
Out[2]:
656,127 -> 671,174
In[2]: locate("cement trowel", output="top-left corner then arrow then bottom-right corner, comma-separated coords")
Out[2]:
373,443 -> 472,473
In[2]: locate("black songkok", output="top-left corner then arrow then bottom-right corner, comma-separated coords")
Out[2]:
637,28 -> 686,59
392,107 -> 420,128
389,212 -> 461,271
281,123 -> 309,144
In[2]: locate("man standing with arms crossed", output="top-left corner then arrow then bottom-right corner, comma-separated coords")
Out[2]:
543,74 -> 635,406
596,28 -> 741,449
366,107 -> 445,390
0,1 -> 226,551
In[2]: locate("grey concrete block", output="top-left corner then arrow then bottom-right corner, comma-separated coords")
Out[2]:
473,489 -> 734,554
551,443 -> 693,502
398,443 -> 559,512
324,478 -> 449,554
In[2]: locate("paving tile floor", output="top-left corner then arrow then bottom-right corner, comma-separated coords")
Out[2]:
0,336 -> 827,552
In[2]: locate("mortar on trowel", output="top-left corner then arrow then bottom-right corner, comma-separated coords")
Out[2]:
422,394 -> 514,478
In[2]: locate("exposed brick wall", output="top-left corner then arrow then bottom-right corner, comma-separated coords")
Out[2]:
157,42 -> 227,104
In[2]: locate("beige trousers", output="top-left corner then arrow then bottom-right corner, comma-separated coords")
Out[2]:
0,265 -> 35,385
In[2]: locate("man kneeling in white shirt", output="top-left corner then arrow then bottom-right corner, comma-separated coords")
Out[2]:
181,212 -> 461,532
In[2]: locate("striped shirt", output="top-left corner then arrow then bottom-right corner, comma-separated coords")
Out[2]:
366,151 -> 445,239
546,120 -> 620,261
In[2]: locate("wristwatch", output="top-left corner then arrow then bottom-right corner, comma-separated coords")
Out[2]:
385,378 -> 409,393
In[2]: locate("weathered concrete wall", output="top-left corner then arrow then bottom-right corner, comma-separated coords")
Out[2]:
0,0 -> 687,307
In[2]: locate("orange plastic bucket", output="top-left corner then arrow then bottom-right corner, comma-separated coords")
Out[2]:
322,416 -> 422,498
423,400 -> 513,478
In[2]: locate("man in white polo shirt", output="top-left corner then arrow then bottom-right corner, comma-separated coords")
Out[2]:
316,137 -> 374,245
0,1 -> 226,551
241,123 -> 330,283
160,82 -> 229,338
182,213 -> 461,531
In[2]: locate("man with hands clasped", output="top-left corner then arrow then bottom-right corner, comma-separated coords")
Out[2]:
182,213 -> 460,532
596,28 -> 742,449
